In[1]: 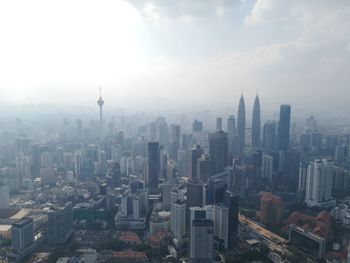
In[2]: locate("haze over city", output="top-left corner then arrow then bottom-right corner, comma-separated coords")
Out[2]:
1,0 -> 350,114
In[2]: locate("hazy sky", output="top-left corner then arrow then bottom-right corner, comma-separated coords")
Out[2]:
1,0 -> 350,112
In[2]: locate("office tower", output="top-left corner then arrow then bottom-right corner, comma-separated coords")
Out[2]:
187,180 -> 205,209
283,149 -> 301,187
187,179 -> 205,231
162,183 -> 172,211
278,104 -> 291,150
157,121 -> 168,147
300,132 -> 312,148
11,218 -> 34,251
193,120 -> 203,133
263,121 -> 276,152
181,133 -> 193,150
197,154 -> 211,182
311,133 -> 323,149
189,207 -> 214,263
166,160 -> 175,182
190,145 -> 203,179
326,135 -> 339,153
262,154 -> 273,181
298,161 -> 309,192
76,119 -> 83,139
97,87 -> 104,137
170,124 -> 180,161
216,117 -> 223,131
231,164 -> 248,198
209,131 -> 228,174
260,192 -> 283,227
227,116 -> 236,157
73,150 -> 83,176
47,202 -> 73,245
251,94 -> 261,148
332,165 -> 350,191
147,142 -> 160,189
237,94 -> 246,153
252,149 -> 262,177
224,191 -> 239,249
171,199 -> 186,241
111,144 -> 122,162
305,159 -> 335,208
207,175 -> 228,205
0,185 -> 10,209
335,145 -> 349,162
213,204 -> 229,250
16,137 -> 32,155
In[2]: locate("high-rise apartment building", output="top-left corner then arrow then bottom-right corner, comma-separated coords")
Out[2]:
305,159 -> 335,208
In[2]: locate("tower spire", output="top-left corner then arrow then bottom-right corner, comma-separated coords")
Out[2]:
97,87 -> 104,138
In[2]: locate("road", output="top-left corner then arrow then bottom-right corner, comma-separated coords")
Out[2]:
239,214 -> 289,257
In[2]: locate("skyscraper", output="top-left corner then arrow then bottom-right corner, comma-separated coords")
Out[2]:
171,200 -> 186,242
251,94 -> 261,148
209,131 -> 228,174
263,121 -> 276,152
47,202 -> 73,245
189,208 -> 214,263
148,142 -> 160,189
262,154 -> 273,181
237,94 -> 246,153
305,159 -> 335,208
216,117 -> 223,131
192,119 -> 203,133
227,115 -> 236,157
278,104 -> 291,150
190,145 -> 203,180
187,179 -> 205,231
224,190 -> 239,249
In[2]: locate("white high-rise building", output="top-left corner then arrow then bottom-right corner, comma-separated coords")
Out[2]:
171,201 -> 186,241
213,204 -> 229,250
305,159 -> 335,208
0,185 -> 10,209
170,189 -> 186,241
262,154 -> 273,181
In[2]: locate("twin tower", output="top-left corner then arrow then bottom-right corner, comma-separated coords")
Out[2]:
236,93 -> 260,152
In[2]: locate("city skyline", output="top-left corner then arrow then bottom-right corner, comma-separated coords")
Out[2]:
1,1 -> 350,263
